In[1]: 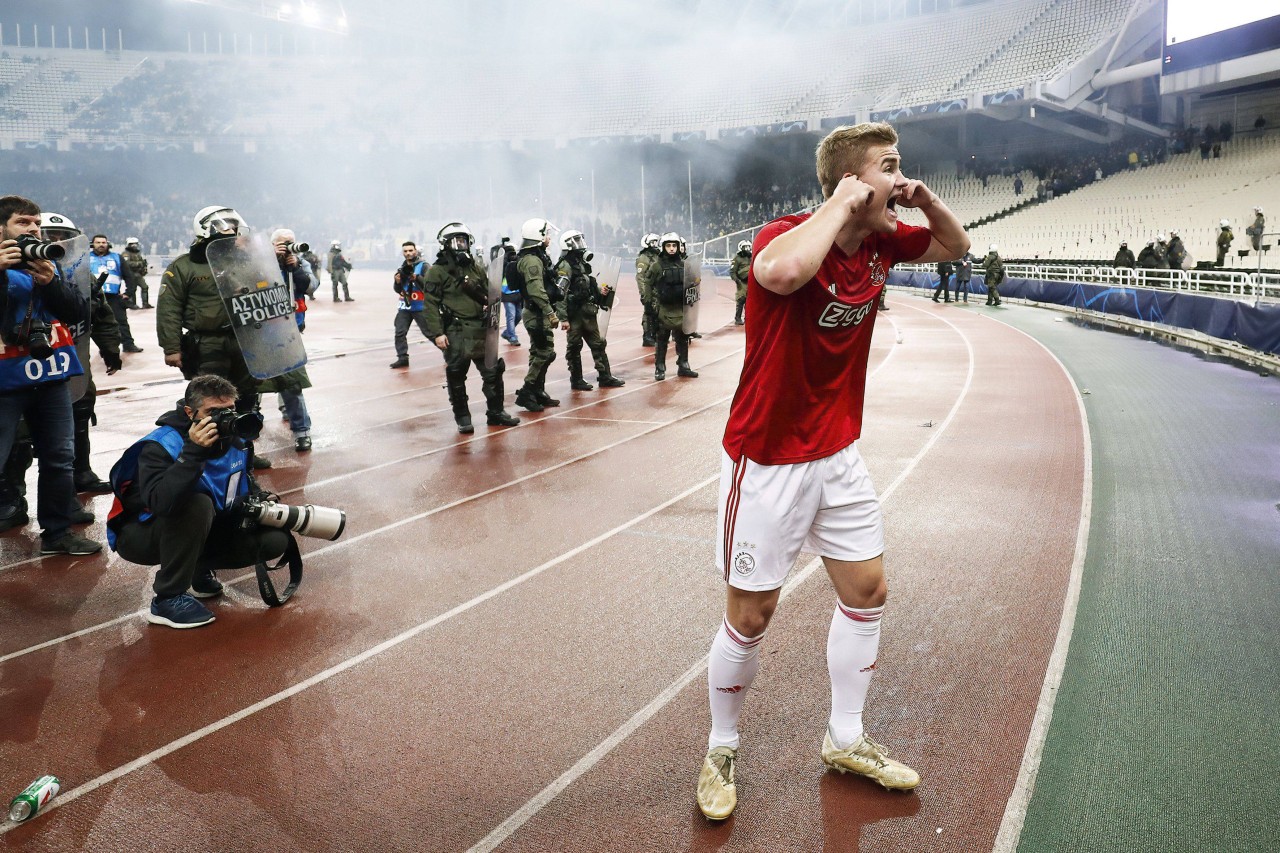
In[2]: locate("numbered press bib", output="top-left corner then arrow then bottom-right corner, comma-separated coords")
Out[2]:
0,321 -> 84,390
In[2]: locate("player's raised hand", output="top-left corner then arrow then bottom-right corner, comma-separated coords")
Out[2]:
831,173 -> 875,218
897,178 -> 938,210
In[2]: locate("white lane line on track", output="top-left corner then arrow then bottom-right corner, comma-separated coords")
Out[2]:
0,344 -> 745,577
982,310 -> 1093,853
0,473 -> 725,836
467,301 -> 972,852
556,416 -> 666,426
0,391 -> 736,664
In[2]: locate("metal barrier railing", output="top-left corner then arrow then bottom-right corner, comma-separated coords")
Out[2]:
898,263 -> 1280,302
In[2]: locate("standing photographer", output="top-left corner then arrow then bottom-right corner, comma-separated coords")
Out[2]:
107,374 -> 287,629
89,235 -> 144,353
388,241 -> 431,369
0,195 -> 99,555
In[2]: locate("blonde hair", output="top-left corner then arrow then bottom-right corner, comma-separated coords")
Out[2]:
815,122 -> 899,199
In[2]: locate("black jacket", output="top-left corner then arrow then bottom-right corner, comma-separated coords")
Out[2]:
122,405 -> 232,520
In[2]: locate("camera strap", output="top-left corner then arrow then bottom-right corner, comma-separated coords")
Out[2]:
17,289 -> 35,342
255,531 -> 303,606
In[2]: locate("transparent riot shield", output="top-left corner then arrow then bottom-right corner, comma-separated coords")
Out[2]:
205,232 -> 307,381
592,255 -> 622,341
52,234 -> 92,401
483,250 -> 505,370
681,253 -> 702,336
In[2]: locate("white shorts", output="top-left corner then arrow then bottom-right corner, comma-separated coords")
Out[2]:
715,443 -> 884,591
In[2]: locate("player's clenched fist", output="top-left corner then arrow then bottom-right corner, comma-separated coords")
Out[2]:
831,173 -> 875,217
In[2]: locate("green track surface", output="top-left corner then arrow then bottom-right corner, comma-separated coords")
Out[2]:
991,307 -> 1280,853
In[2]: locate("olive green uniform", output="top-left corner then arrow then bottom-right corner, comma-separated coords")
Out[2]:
729,249 -> 751,325
982,251 -> 1005,306
156,247 -> 258,410
556,254 -> 619,388
1216,226 -> 1234,266
635,247 -> 660,345
327,247 -> 352,301
516,247 -> 560,408
637,251 -> 697,380
422,252 -> 514,427
1245,213 -> 1265,251
123,247 -> 151,307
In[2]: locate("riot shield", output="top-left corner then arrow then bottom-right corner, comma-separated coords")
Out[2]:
592,255 -> 623,341
483,250 -> 504,370
52,234 -> 92,401
682,253 -> 702,336
205,232 -> 307,381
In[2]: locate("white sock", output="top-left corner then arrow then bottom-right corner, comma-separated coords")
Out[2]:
707,616 -> 764,750
827,599 -> 883,748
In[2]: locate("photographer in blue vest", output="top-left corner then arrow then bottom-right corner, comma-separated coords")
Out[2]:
107,374 -> 288,629
88,234 -> 143,354
0,195 -> 98,556
389,241 -> 431,369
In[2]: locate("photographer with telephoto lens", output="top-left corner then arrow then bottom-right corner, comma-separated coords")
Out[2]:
106,374 -> 288,628
0,195 -> 98,556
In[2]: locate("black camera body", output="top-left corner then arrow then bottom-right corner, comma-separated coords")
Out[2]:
206,407 -> 263,441
15,234 -> 65,263
23,320 -> 54,359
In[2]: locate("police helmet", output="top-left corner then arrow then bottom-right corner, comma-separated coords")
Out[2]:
331,240 -> 341,248
1156,233 -> 1166,242
193,205 -> 245,239
521,218 -> 553,247
1120,242 -> 1127,248
437,222 -> 474,255
1255,206 -> 1264,214
737,240 -> 751,254
642,233 -> 660,249
660,231 -> 682,252
40,212 -> 80,241
560,229 -> 586,253
988,243 -> 998,253
126,236 -> 140,245
1220,219 -> 1230,228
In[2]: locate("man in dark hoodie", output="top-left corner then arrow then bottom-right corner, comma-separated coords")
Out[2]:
107,374 -> 287,629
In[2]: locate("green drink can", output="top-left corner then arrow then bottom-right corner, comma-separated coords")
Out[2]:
8,775 -> 60,823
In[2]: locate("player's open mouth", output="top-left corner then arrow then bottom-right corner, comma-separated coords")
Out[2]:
886,195 -> 898,218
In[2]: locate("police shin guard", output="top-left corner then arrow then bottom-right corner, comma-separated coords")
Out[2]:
567,350 -> 592,391
676,335 -> 698,378
735,299 -> 745,325
446,372 -> 471,433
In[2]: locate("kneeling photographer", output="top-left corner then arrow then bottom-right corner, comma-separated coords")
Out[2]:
107,375 -> 327,629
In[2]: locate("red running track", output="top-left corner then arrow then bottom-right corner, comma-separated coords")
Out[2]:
0,274 -> 1085,852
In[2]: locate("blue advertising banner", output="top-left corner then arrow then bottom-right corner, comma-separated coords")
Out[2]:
888,271 -> 1280,356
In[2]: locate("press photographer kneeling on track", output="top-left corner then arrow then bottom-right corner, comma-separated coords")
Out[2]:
106,374 -> 345,629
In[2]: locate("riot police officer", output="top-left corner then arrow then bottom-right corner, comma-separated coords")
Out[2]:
328,240 -> 354,302
512,218 -> 562,413
1216,219 -> 1234,266
635,233 -> 661,346
729,240 -> 750,325
422,222 -> 519,433
42,213 -> 122,492
638,232 -> 698,381
555,229 -> 624,392
1113,241 -> 1136,269
123,237 -> 152,308
156,205 -> 272,469
982,244 -> 1005,306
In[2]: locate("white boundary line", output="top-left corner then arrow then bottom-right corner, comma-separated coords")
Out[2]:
468,300 -> 975,852
0,474 -> 723,836
0,393 -> 737,666
984,311 -> 1093,853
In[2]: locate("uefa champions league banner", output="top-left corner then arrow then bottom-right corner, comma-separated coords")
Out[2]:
887,270 -> 1280,356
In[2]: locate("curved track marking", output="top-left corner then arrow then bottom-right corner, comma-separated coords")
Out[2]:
972,309 -> 1093,853
468,299 -> 975,852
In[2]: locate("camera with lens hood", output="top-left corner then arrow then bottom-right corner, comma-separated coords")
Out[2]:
239,494 -> 346,541
205,406 -> 263,441
15,234 -> 65,263
284,240 -> 310,255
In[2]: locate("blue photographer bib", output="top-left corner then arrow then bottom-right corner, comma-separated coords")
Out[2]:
88,252 -> 125,295
0,268 -> 83,391
105,426 -> 249,550
399,260 -> 426,312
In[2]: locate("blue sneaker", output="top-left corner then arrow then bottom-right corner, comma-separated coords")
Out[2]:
148,593 -> 215,629
189,568 -> 224,599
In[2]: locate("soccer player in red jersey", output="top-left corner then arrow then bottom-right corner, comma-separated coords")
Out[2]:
696,123 -> 970,820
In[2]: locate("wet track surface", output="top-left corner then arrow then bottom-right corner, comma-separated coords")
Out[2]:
0,272 -> 1093,851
